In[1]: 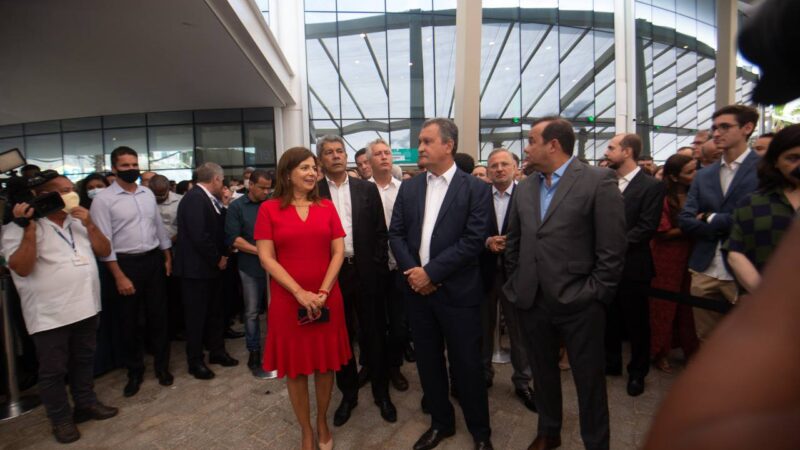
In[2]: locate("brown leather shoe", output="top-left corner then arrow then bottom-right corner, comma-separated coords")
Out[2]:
73,401 -> 119,423
52,421 -> 80,444
527,435 -> 561,450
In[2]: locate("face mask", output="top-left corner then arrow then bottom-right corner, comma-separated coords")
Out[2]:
117,169 -> 140,184
61,192 -> 80,213
87,187 -> 104,200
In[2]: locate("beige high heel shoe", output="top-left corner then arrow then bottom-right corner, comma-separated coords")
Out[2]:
318,437 -> 333,450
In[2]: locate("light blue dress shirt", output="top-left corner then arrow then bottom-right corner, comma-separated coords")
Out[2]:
538,156 -> 574,221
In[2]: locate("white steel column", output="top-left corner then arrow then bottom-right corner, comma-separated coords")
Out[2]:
271,0 -> 310,155
715,0 -> 738,109
614,0 -> 636,133
453,0 -> 482,160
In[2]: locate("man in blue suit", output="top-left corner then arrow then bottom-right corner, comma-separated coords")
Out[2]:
679,104 -> 760,341
389,118 -> 493,450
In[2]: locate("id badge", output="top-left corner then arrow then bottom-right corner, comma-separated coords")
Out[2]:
72,254 -> 90,266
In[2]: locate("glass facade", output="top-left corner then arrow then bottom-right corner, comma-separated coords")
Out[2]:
304,0 -> 760,164
0,108 -> 276,182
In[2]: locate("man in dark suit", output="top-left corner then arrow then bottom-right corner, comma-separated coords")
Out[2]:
479,147 -> 534,411
504,117 -> 627,450
603,133 -> 665,397
174,162 -> 238,380
389,118 -> 493,450
679,104 -> 760,342
315,135 -> 396,426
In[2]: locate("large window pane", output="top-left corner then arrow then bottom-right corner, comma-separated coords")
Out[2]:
244,122 -> 276,166
149,125 -> 193,170
25,134 -> 62,172
195,124 -> 243,167
63,131 -> 103,175
104,128 -> 148,170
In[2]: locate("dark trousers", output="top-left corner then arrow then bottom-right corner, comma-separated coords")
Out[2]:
181,276 -> 226,365
481,268 -> 532,390
605,280 -> 651,379
518,297 -> 609,450
385,269 -> 408,368
116,250 -> 170,376
336,262 -> 389,403
409,292 -> 490,442
166,273 -> 185,339
31,315 -> 99,425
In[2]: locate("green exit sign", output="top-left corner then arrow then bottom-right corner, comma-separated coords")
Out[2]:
392,148 -> 418,164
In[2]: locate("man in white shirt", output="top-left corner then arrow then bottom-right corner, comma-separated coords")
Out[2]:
366,137 -> 410,393
679,105 -> 761,341
3,174 -> 117,444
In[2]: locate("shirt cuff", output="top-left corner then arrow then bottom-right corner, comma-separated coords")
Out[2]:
706,213 -> 716,223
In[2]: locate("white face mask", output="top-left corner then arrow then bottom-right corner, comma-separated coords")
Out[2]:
87,187 -> 104,199
61,191 -> 80,212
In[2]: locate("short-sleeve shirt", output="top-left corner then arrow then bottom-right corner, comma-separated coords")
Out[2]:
1,217 -> 101,334
723,187 -> 797,271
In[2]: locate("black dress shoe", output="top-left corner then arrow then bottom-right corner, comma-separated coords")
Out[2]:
156,370 -> 174,386
189,363 -> 215,380
223,327 -> 245,339
421,396 -> 430,414
247,351 -> 261,371
404,343 -> 416,362
627,377 -> 645,397
73,402 -> 119,424
527,435 -> 561,450
52,421 -> 80,444
475,440 -> 494,450
390,367 -> 409,391
209,353 -> 239,367
376,398 -> 397,422
333,400 -> 357,426
123,375 -> 142,397
515,387 -> 537,412
413,427 -> 455,450
357,366 -> 370,388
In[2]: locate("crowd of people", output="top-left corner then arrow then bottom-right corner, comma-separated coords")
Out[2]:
1,104 -> 798,450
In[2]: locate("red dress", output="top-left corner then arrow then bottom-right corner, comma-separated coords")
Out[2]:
253,198 -> 352,378
649,198 -> 699,359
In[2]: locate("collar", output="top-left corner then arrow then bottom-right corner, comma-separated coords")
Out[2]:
197,184 -> 218,202
369,176 -> 402,190
492,181 -> 516,197
42,215 -> 77,230
326,174 -> 349,188
539,156 -> 574,183
110,180 -> 146,195
722,149 -> 751,168
427,162 -> 457,186
620,166 -> 641,183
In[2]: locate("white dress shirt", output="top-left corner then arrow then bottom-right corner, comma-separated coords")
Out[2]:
702,149 -> 752,281
617,166 -> 641,193
370,175 -> 402,270
2,217 -> 102,334
90,181 -> 171,261
492,182 -> 515,232
198,184 -> 222,214
326,176 -> 354,257
420,162 -> 457,266
157,191 -> 182,239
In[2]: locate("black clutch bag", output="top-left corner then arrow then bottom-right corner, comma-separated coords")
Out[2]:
297,306 -> 330,325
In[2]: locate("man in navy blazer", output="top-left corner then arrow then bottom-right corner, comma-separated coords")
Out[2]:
389,118 -> 493,450
679,104 -> 760,341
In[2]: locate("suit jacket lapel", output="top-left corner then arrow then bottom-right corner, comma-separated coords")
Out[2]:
416,175 -> 427,231
348,177 -> 360,233
433,170 -> 465,230
530,176 -> 542,228
318,180 -> 331,200
541,160 -> 581,228
706,162 -> 724,206
722,152 -> 757,206
499,186 -> 515,235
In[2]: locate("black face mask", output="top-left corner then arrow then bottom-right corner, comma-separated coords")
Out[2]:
117,169 -> 140,184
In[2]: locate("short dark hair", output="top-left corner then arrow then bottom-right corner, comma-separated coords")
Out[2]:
149,174 -> 170,192
422,118 -> 459,154
532,116 -> 576,156
355,148 -> 367,160
110,146 -> 138,167
453,153 -> 475,173
620,134 -> 643,161
758,123 -> 800,191
249,169 -> 272,185
712,104 -> 760,138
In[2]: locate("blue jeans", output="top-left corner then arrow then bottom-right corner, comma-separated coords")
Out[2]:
239,270 -> 267,352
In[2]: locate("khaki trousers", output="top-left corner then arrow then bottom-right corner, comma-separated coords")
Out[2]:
689,271 -> 737,342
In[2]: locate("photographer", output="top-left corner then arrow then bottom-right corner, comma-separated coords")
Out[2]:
2,174 -> 118,444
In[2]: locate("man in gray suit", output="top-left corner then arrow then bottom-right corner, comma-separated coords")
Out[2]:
504,117 -> 627,450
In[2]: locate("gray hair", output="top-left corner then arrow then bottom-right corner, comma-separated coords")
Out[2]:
422,118 -> 458,154
365,137 -> 391,159
315,135 -> 346,159
391,164 -> 402,180
195,162 -> 224,183
487,147 -> 514,161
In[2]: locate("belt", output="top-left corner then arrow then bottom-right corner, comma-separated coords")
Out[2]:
116,247 -> 160,259
343,255 -> 356,265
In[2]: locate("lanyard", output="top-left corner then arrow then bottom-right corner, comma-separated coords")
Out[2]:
50,223 -> 75,252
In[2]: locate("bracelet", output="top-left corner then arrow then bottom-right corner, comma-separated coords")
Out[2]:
318,289 -> 329,296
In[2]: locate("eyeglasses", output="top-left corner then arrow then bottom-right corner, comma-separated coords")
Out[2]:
710,123 -> 739,133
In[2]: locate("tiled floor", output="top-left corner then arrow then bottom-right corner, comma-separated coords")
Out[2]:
0,334 -> 676,449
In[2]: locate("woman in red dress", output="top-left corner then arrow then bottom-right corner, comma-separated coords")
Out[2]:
649,154 -> 700,373
254,147 -> 350,450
